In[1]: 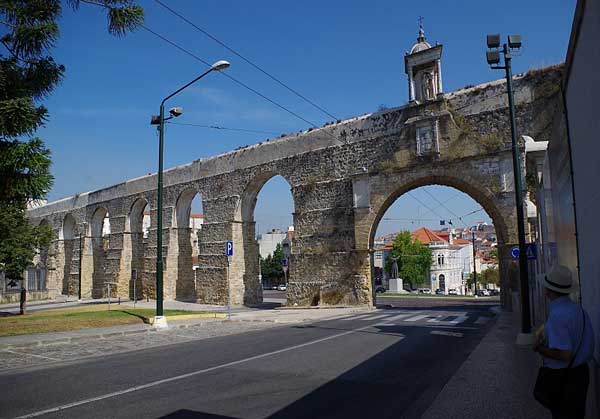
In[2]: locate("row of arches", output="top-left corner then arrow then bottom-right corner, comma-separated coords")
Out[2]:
35,169 -> 511,307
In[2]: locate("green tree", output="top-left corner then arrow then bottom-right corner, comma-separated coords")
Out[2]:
0,0 -> 143,311
260,243 -> 285,285
385,231 -> 432,288
467,267 -> 499,289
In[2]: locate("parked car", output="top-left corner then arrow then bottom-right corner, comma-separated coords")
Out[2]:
271,285 -> 279,290
489,289 -> 500,296
448,288 -> 459,296
417,288 -> 432,294
435,289 -> 445,295
476,289 -> 490,296
374,286 -> 386,293
277,284 -> 287,291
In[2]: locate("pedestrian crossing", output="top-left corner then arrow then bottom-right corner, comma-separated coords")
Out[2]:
339,310 -> 492,327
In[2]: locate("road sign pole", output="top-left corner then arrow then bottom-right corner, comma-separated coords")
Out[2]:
227,256 -> 231,320
225,241 -> 233,320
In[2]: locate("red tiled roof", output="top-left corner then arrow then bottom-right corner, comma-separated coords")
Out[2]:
411,227 -> 447,245
453,238 -> 470,245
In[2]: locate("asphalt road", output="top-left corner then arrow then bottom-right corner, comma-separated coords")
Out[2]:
1,300 -> 497,419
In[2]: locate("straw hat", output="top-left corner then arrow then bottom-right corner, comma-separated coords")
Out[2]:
543,265 -> 575,294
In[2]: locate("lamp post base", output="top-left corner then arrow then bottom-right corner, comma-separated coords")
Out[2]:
516,332 -> 535,346
153,315 -> 169,329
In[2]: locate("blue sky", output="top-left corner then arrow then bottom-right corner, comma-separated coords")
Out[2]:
36,0 -> 575,235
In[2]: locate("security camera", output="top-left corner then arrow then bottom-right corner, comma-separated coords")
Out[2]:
169,107 -> 184,117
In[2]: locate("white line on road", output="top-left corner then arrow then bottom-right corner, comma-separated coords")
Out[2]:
340,313 -> 377,321
3,349 -> 61,362
448,315 -> 469,325
430,330 -> 464,338
404,314 -> 430,322
426,315 -> 446,323
384,313 -> 413,321
13,324 -> 378,418
360,314 -> 391,321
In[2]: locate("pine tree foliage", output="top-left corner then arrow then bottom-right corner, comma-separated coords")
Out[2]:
0,0 -> 143,283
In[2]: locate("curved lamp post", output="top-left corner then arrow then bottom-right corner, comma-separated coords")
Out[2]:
150,60 -> 230,328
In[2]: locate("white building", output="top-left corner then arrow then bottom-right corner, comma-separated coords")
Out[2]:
258,227 -> 293,259
412,228 -> 464,294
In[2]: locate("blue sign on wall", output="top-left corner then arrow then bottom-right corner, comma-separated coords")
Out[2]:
526,243 -> 537,260
225,241 -> 233,256
511,246 -> 520,259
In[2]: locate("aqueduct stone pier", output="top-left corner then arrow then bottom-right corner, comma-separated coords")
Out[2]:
28,65 -> 563,309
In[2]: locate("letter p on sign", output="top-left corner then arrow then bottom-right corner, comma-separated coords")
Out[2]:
226,241 -> 233,256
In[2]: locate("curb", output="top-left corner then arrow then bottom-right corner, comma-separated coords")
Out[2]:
0,316 -> 227,351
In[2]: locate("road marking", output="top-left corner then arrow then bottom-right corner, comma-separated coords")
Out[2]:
430,330 -> 464,338
374,323 -> 396,327
360,314 -> 390,321
404,314 -> 430,322
448,315 -> 469,325
3,349 -> 61,362
13,324 -> 376,418
340,313 -> 377,321
426,315 -> 447,323
475,316 -> 490,325
384,313 -> 413,321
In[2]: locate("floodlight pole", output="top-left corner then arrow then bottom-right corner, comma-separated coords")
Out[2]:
503,45 -> 532,336
153,63 -> 229,328
489,39 -> 532,336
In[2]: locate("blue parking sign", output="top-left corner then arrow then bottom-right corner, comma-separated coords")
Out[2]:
225,241 -> 233,256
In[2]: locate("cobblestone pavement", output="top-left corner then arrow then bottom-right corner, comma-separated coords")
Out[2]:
0,320 -> 280,373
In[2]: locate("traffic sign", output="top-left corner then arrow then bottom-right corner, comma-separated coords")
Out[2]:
511,246 -> 520,259
281,258 -> 288,267
225,241 -> 233,256
526,243 -> 537,260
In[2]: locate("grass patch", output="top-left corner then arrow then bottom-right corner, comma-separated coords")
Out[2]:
0,305 -> 206,337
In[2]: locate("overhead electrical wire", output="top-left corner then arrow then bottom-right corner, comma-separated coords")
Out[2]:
167,122 -> 279,135
152,0 -> 339,121
140,25 -> 322,129
140,24 -> 345,144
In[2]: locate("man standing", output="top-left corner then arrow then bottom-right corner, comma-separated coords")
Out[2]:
534,265 -> 595,418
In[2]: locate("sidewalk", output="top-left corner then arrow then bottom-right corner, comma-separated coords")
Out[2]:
422,309 -> 550,419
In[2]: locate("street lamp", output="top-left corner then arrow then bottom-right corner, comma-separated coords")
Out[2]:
150,60 -> 230,329
486,35 -> 532,343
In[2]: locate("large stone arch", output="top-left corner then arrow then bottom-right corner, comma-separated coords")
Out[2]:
234,171 -> 295,304
89,206 -> 109,298
59,213 -> 78,296
127,198 -> 149,300
163,187 -> 202,300
31,219 -> 52,294
354,161 -> 516,306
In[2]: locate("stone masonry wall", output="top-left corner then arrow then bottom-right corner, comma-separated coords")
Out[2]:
27,65 -> 563,307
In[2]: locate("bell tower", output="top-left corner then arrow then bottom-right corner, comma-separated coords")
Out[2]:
405,19 -> 443,103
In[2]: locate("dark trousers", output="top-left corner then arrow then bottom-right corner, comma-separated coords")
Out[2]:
551,363 -> 589,419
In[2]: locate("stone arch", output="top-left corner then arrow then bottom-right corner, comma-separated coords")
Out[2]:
234,172 -> 295,304
59,213 -> 78,296
89,206 -> 109,298
128,198 -> 149,300
29,219 -> 52,294
366,176 -> 509,250
166,187 -> 203,300
358,169 -> 514,306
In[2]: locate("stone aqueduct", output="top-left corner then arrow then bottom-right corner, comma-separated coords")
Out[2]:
28,66 -> 563,308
